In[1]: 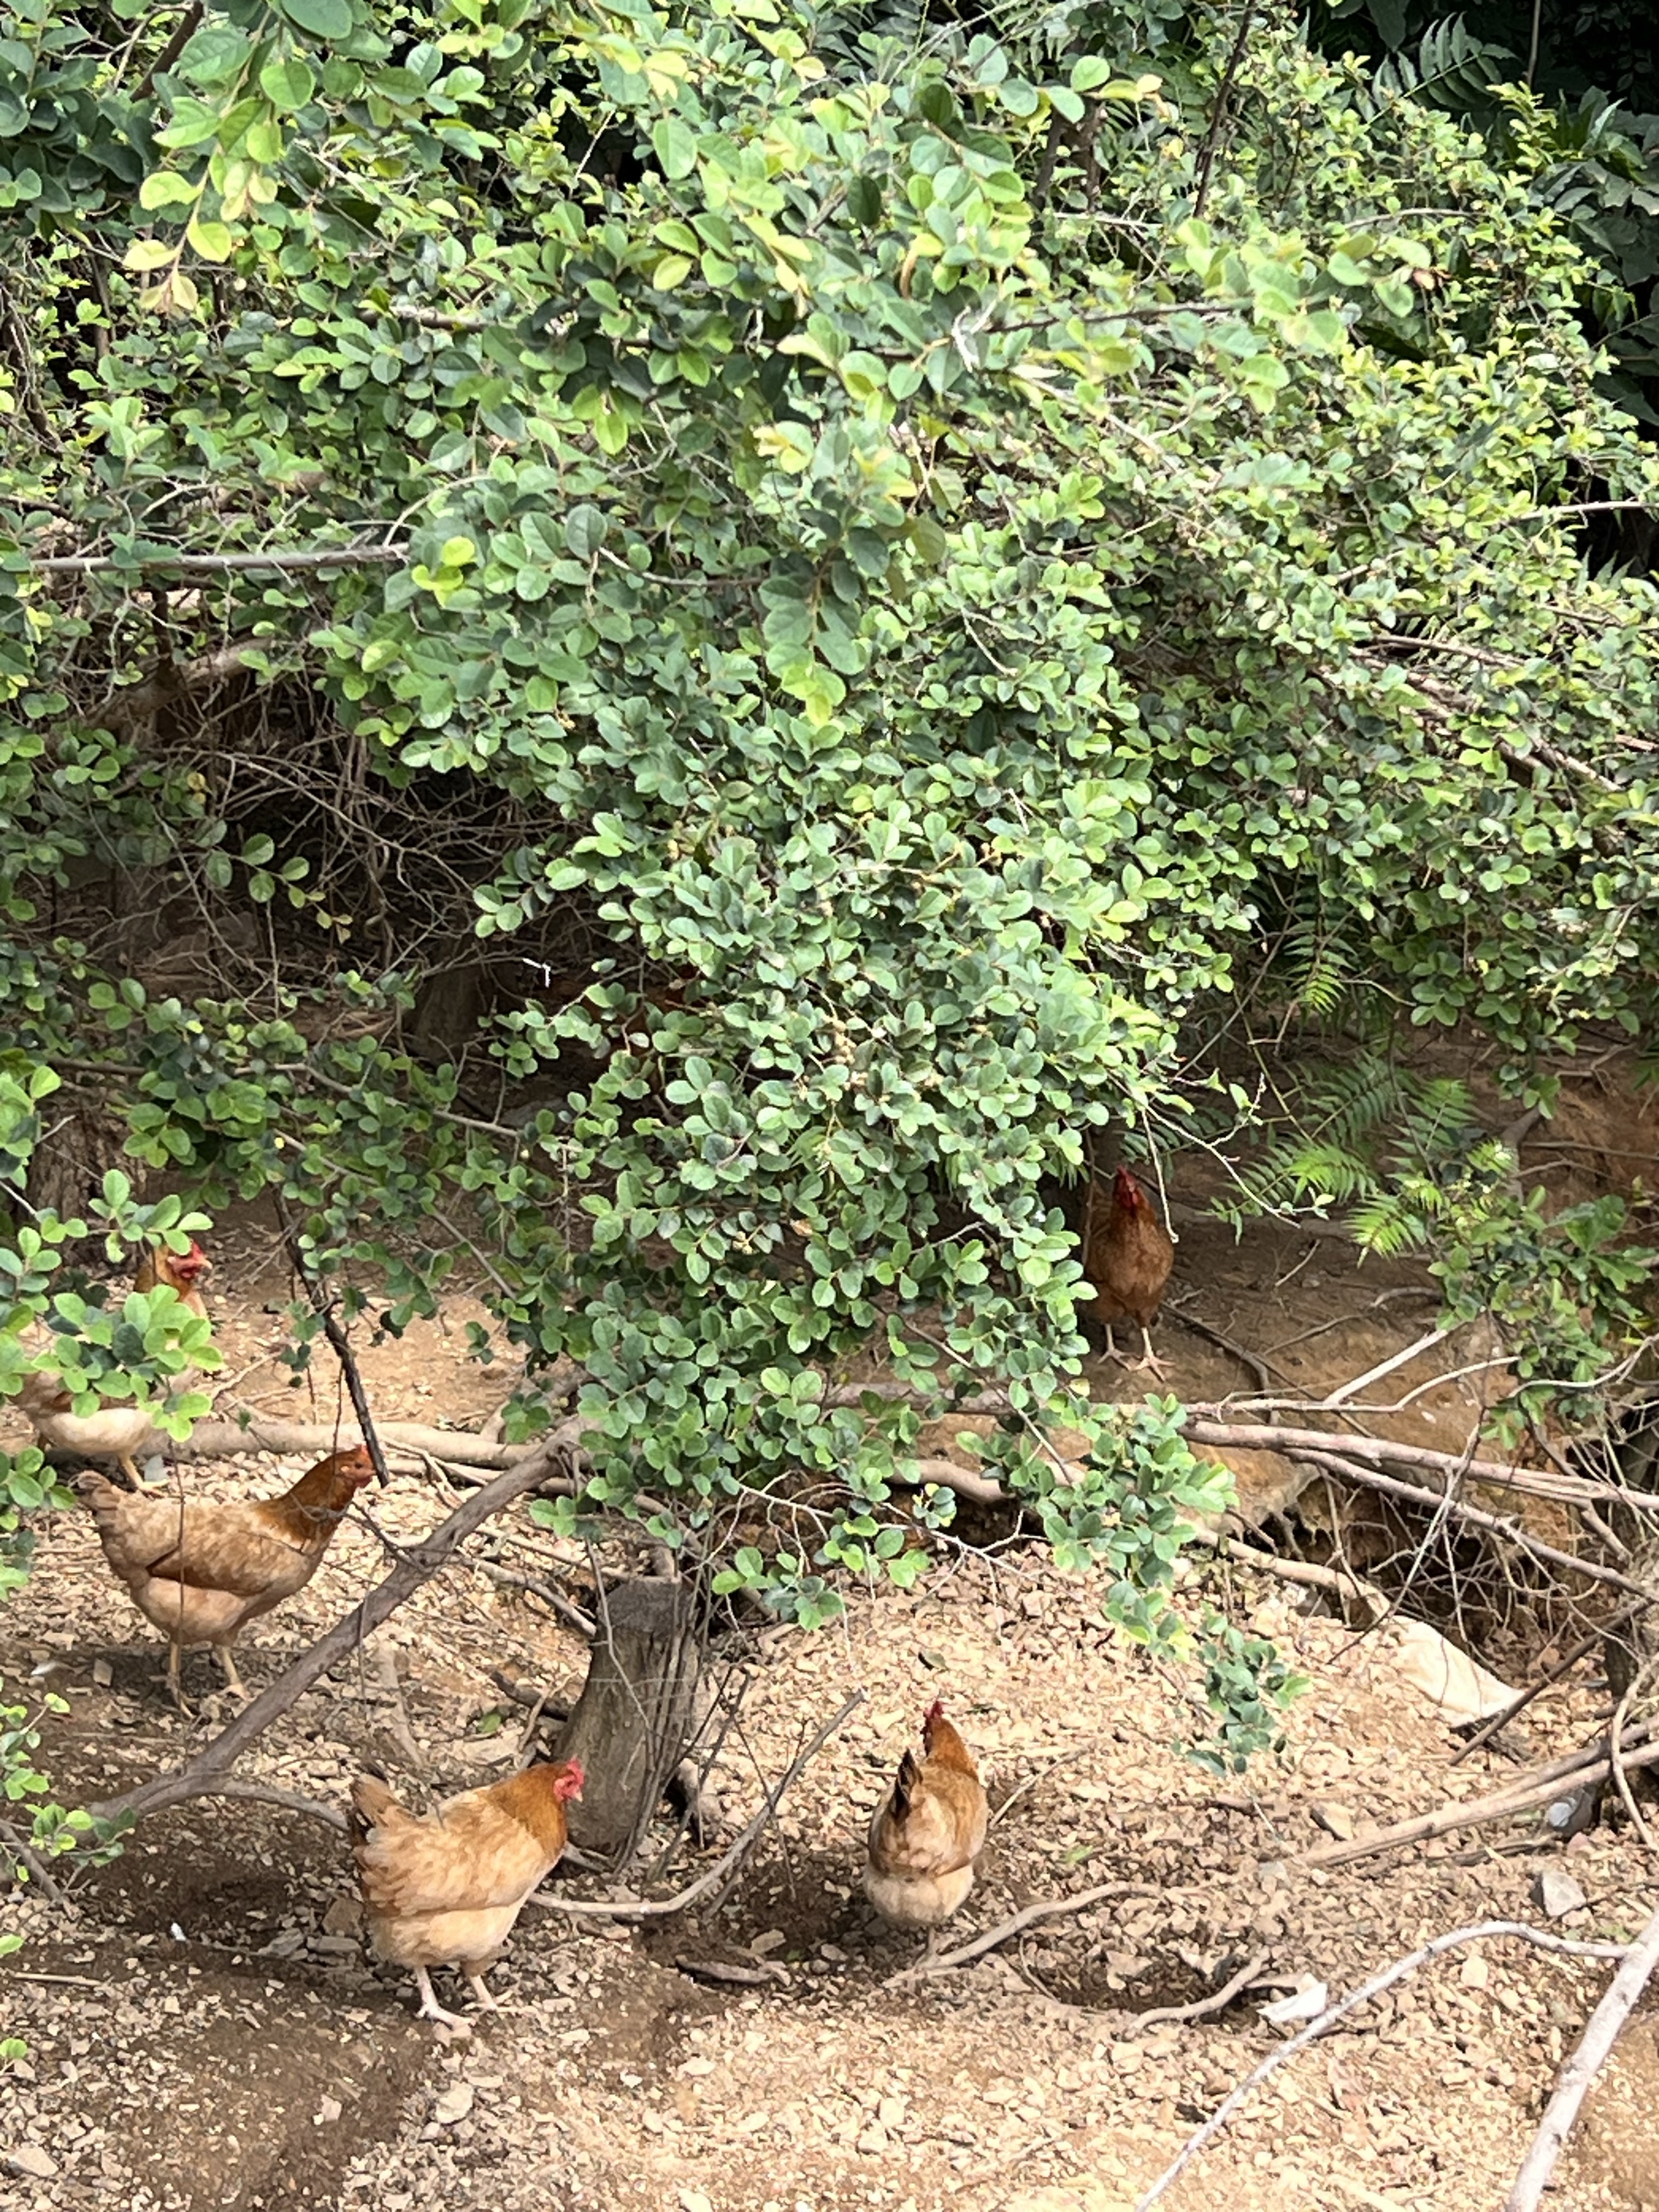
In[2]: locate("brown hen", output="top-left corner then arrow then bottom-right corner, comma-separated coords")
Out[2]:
864,1700 -> 988,1959
351,1757 -> 584,2033
1082,1165 -> 1175,1377
18,1240 -> 213,1487
82,1445 -> 374,1706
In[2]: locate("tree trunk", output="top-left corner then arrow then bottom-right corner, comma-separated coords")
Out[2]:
552,1576 -> 703,1867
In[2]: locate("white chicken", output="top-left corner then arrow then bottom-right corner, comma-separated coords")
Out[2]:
15,1239 -> 213,1487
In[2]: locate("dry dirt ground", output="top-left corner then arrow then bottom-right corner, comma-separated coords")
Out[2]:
2,1067 -> 1658,2212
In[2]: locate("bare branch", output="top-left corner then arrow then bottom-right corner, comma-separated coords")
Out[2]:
1122,1948 -> 1271,2036
888,1881 -> 1144,1984
170,1414 -> 531,1471
1186,1419 -> 1659,1515
1298,1724 -> 1659,1871
1504,1899 -> 1659,2212
35,545 -> 406,575
529,1690 -> 864,1921
1289,1446 -> 1654,1601
1136,1922 -> 1632,2211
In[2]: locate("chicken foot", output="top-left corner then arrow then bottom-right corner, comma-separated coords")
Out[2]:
1102,1324 -> 1169,1381
213,1645 -> 251,1705
464,1968 -> 501,2012
413,1965 -> 473,2036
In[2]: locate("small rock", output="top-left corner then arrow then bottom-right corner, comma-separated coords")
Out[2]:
1257,1859 -> 1288,1894
432,2084 -> 474,2126
750,1929 -> 786,1956
679,2192 -> 713,2212
312,1934 -> 358,1959
322,1895 -> 362,1936
856,2124 -> 889,2154
1543,1786 -> 1601,1842
1460,1953 -> 1490,1989
1109,2041 -> 1146,2074
91,1659 -> 112,1689
680,2056 -> 715,2078
1260,1980 -> 1328,2026
7,2146 -> 58,2179
877,2094 -> 907,2128
315,2096 -> 342,2126
1311,1802 -> 1356,1842
1534,1867 -> 1588,1921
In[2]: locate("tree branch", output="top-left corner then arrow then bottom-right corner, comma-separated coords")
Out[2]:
1186,1419 -> 1659,1515
1289,1446 -> 1654,1600
35,545 -> 406,575
1504,1898 -> 1659,2212
1297,1724 -> 1659,1871
529,1690 -> 864,1920
166,1415 -> 531,1471
88,1426 -> 583,1832
887,1880 -> 1143,1983
1136,1922 -> 1632,2211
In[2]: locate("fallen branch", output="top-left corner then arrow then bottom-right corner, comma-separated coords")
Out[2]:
1122,1948 -> 1270,2037
478,1560 -> 597,1641
180,1779 -> 349,1832
1220,1538 -> 1387,1621
1297,1725 -> 1659,1871
1504,1898 -> 1659,2212
88,1426 -> 580,1831
1289,1447 -> 1655,1600
1184,1420 -> 1659,1514
1450,1619 -> 1625,1767
674,1955 -> 787,1988
171,1414 -> 532,1471
888,1881 -> 1143,1984
1135,1921 -> 1631,2212
529,1690 -> 863,1921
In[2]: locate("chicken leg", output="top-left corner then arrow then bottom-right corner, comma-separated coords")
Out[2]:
1124,1325 -> 1169,1380
413,1965 -> 472,2036
164,1639 -> 195,1719
213,1644 -> 250,1703
464,1968 -> 501,2012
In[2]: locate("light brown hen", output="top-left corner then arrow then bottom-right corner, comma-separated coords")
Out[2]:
351,1757 -> 585,2033
82,1444 -> 374,1705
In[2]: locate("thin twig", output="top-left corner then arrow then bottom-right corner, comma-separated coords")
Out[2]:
280,1226 -> 394,1490
88,1429 -> 580,1831
1291,1448 -> 1656,1600
174,1779 -> 349,1832
34,545 -> 407,574
1136,1922 -> 1631,2211
1504,1899 -> 1659,2212
1122,1948 -> 1270,2036
1192,2 -> 1258,219
1609,1686 -> 1658,1854
529,1690 -> 864,1921
888,1881 -> 1143,1984
1451,1620 -> 1623,1766
479,1559 -> 597,1641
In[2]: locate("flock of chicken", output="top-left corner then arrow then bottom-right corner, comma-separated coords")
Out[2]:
8,1170 -> 1171,2030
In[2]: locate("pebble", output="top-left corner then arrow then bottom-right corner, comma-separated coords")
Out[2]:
1311,1802 -> 1356,1842
7,2145 -> 58,2179
1533,1867 -> 1588,1920
432,2085 -> 474,2126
